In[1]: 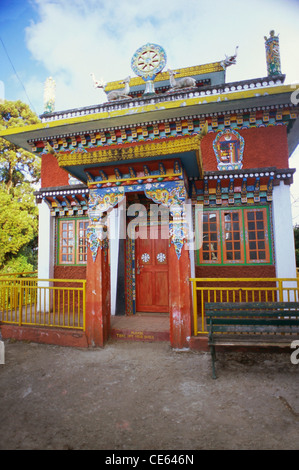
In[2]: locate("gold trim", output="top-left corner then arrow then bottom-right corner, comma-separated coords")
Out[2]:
105,62 -> 224,91
88,169 -> 183,186
57,134 -> 204,174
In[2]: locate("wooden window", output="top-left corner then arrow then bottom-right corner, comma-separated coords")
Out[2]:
58,218 -> 88,265
77,220 -> 89,264
197,207 -> 271,265
245,208 -> 270,263
222,210 -> 244,263
59,220 -> 75,264
200,211 -> 220,263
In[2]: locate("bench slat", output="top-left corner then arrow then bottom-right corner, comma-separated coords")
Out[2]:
205,302 -> 299,309
209,318 -> 299,326
210,325 -> 299,334
206,310 -> 299,317
210,340 -> 292,348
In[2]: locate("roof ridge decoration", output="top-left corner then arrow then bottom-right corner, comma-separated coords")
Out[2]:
131,43 -> 167,95
43,77 -> 56,114
264,30 -> 281,76
90,74 -> 132,102
167,69 -> 197,92
104,45 -> 238,93
104,62 -> 225,91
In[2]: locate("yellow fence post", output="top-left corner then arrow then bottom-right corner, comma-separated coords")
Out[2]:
18,279 -> 23,326
278,279 -> 283,301
82,280 -> 86,331
192,279 -> 198,337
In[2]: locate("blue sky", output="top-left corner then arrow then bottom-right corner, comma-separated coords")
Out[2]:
1,0 -> 299,221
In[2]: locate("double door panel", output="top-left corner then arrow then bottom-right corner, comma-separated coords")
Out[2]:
135,226 -> 169,313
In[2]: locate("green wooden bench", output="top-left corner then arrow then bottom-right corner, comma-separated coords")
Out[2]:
205,301 -> 299,379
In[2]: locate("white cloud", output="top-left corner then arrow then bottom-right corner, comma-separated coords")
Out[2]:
24,0 -> 299,112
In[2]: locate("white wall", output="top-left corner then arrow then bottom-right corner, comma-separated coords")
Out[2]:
38,201 -> 55,279
37,202 -> 55,310
272,181 -> 297,299
109,200 -> 126,315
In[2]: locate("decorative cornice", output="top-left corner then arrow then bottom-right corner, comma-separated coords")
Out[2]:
38,76 -> 288,124
56,134 -> 204,174
201,167 -> 295,180
34,184 -> 88,198
31,109 -> 294,155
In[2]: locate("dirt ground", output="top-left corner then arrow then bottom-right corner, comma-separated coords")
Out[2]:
0,338 -> 298,451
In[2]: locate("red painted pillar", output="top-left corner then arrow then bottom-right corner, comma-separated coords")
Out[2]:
168,244 -> 192,349
85,245 -> 110,347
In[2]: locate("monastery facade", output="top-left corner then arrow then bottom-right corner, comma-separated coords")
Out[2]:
1,33 -> 298,349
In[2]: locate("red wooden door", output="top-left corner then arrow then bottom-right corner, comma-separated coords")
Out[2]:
135,226 -> 169,313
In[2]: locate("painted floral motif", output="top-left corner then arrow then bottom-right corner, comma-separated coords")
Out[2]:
86,223 -> 108,262
141,253 -> 150,263
87,179 -> 189,261
157,252 -> 166,263
169,220 -> 189,259
87,186 -> 125,261
88,186 -> 125,216
144,181 -> 186,207
144,181 -> 188,259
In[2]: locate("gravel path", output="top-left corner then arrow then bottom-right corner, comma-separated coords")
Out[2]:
0,339 -> 298,450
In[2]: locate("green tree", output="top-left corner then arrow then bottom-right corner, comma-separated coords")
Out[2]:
0,100 -> 41,273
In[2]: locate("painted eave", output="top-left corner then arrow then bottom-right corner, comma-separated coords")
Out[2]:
0,83 -> 296,153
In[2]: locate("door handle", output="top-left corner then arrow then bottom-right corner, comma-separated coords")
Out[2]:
137,259 -> 144,275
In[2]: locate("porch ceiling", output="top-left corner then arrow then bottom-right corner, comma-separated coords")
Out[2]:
65,152 -> 196,184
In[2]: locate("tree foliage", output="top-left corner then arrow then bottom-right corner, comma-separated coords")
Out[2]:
0,100 -> 41,192
0,100 -> 41,272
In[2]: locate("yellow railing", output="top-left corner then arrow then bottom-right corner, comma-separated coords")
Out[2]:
190,277 -> 299,335
0,278 -> 86,330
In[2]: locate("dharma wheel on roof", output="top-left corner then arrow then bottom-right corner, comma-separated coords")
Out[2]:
131,43 -> 167,95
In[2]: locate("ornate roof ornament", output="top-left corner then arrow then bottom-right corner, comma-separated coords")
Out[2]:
43,77 -> 56,113
167,69 -> 197,91
220,46 -> 239,69
90,74 -> 132,101
264,30 -> 281,76
131,43 -> 167,95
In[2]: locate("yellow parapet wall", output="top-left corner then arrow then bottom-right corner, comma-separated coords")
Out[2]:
104,62 -> 225,91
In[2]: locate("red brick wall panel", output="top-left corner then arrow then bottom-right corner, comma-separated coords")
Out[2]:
54,265 -> 86,280
201,126 -> 289,171
41,154 -> 69,188
195,264 -> 275,279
